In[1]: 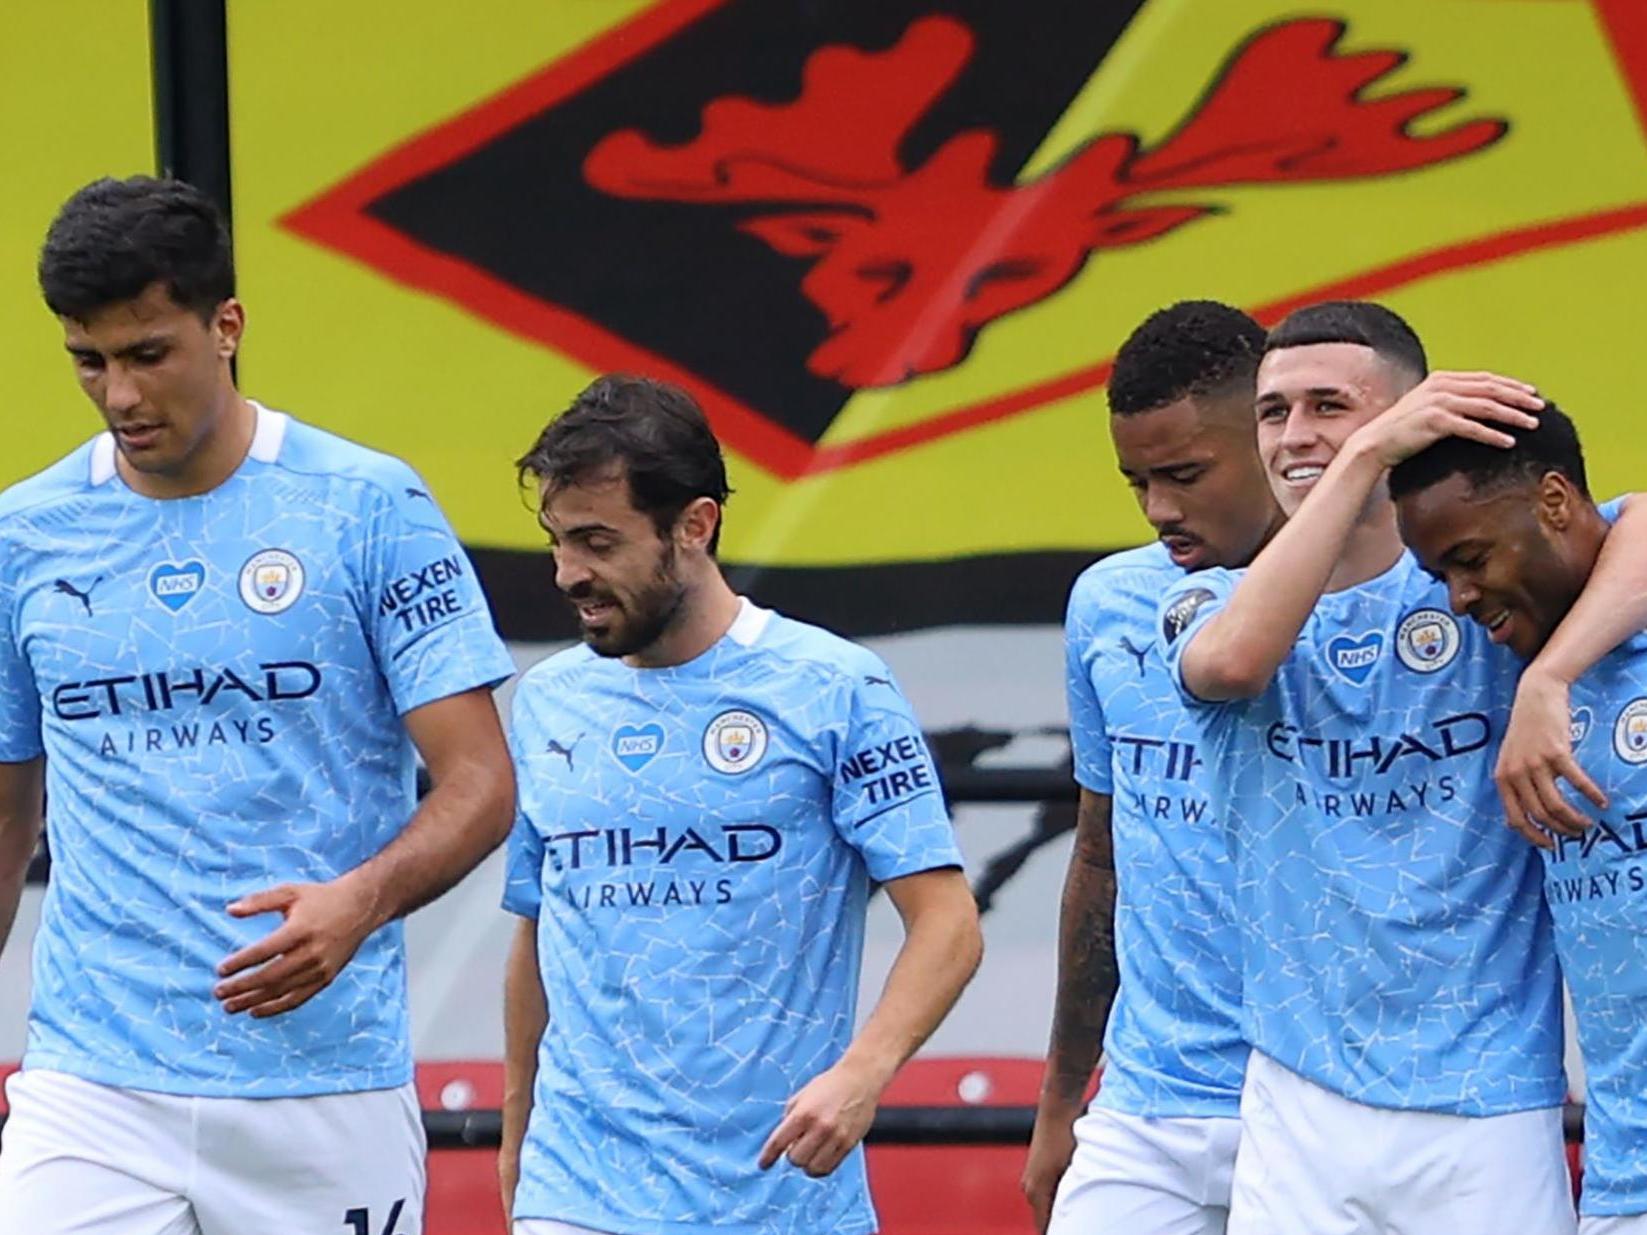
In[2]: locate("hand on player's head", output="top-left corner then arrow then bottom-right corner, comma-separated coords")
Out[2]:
1354,371 -> 1543,471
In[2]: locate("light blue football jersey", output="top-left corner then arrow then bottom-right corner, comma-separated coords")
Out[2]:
504,600 -> 962,1235
1065,544 -> 1244,1117
1158,552 -> 1566,1114
1545,629 -> 1647,1215
0,405 -> 514,1097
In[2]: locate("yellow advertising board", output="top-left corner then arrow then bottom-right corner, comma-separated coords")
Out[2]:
10,1 -> 1647,634
1,5 -> 153,481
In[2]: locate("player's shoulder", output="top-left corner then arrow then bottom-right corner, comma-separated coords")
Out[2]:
1073,543 -> 1177,591
1073,543 -> 1179,596
1374,551 -> 1456,619
509,644 -> 603,724
1159,562 -> 1242,609
748,605 -> 889,684
1069,544 -> 1178,621
515,643 -> 602,696
265,409 -> 426,500
0,435 -> 103,526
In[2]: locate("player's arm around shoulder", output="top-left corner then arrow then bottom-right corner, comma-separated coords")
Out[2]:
1499,493 -> 1646,844
758,652 -> 982,1179
0,757 -> 44,960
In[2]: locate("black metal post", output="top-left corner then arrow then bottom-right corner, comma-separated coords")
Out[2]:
148,0 -> 233,227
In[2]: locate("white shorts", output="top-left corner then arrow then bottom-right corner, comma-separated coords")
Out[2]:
1049,1105 -> 1241,1235
1229,1050 -> 1574,1235
0,1069 -> 425,1235
1583,1218 -> 1647,1234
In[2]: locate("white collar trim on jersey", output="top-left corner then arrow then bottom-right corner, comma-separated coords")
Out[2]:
726,596 -> 771,647
246,401 -> 288,462
88,400 -> 288,486
89,433 -> 117,485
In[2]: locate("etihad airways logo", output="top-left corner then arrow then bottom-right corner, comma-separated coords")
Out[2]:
51,661 -> 323,722
1265,711 -> 1490,779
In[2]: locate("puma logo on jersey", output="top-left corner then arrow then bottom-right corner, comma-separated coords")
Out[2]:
545,734 -> 584,770
53,576 -> 102,617
1119,636 -> 1150,677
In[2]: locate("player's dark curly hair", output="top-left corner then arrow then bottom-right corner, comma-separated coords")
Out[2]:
1389,399 -> 1588,502
1265,300 -> 1428,386
1107,300 -> 1266,416
517,375 -> 734,554
39,176 -> 234,322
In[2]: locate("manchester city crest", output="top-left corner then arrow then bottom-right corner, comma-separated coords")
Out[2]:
703,709 -> 769,775
1614,698 -> 1647,765
239,548 -> 306,615
1395,608 -> 1460,673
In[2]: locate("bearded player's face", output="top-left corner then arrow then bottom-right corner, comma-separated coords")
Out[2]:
539,467 -> 688,659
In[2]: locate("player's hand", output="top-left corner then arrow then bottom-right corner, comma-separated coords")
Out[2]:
1021,1098 -> 1081,1234
757,1057 -> 888,1178
214,875 -> 383,1017
1349,371 -> 1542,470
1496,668 -> 1606,849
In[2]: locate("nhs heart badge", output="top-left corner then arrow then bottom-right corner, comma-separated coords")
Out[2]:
148,560 -> 206,612
1570,706 -> 1593,746
1326,632 -> 1383,685
612,722 -> 665,772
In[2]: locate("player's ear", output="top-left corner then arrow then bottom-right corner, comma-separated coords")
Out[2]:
212,298 -> 246,361
674,496 -> 720,553
1535,471 -> 1576,533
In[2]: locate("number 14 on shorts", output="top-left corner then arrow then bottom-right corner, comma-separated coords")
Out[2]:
344,1200 -> 406,1235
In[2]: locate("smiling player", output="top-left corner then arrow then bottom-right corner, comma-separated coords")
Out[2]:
1393,404 -> 1647,1232
1158,301 -> 1647,1235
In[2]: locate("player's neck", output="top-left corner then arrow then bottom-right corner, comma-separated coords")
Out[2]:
117,391 -> 258,500
1325,496 -> 1404,592
623,569 -> 743,669
1567,503 -> 1613,587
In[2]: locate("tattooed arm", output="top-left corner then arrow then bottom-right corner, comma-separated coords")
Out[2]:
1021,789 -> 1117,1233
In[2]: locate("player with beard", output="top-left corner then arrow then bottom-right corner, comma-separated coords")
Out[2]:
1022,302 -> 1282,1235
1393,405 -> 1647,1234
1157,301 -> 1647,1235
499,375 -> 983,1235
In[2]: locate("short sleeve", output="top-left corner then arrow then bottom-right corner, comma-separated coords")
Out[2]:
831,661 -> 962,883
0,568 -> 43,762
502,813 -> 545,919
1064,575 -> 1111,794
1156,569 -> 1240,706
501,719 -> 544,918
359,475 -> 516,714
